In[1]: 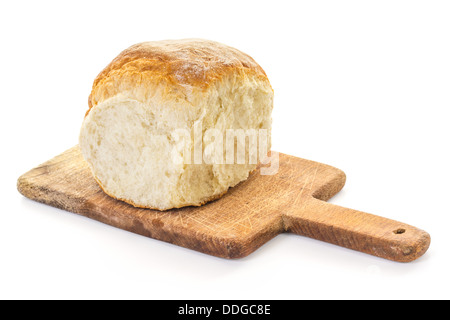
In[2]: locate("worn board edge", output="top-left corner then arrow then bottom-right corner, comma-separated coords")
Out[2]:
18,176 -> 280,258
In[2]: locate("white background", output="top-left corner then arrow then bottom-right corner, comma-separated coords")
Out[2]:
1,0 -> 449,300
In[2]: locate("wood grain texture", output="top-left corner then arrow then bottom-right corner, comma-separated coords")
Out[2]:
17,146 -> 430,262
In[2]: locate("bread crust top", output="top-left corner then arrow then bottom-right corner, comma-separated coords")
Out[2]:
87,39 -> 270,115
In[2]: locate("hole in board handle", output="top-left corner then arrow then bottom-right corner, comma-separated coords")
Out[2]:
393,228 -> 406,235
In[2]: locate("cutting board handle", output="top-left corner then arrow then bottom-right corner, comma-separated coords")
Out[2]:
283,197 -> 430,262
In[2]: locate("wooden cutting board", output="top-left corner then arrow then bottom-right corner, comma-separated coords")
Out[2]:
17,146 -> 430,262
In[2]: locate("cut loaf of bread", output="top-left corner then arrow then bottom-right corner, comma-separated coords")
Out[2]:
79,39 -> 273,210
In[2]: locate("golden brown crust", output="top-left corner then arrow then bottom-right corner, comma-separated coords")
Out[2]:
87,39 -> 270,116
83,39 -> 272,210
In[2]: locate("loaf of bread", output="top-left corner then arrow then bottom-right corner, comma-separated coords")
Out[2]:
79,39 -> 273,210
